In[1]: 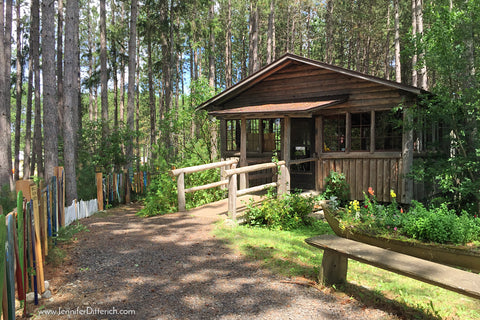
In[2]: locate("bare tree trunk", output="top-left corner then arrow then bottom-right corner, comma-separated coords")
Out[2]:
225,0 -> 232,87
135,37 -> 140,171
208,1 -> 215,88
324,0 -> 333,64
416,0 -> 427,89
0,0 -> 13,188
249,1 -> 260,74
384,3 -> 391,80
57,0 -> 64,135
14,0 -> 22,181
111,0 -> 118,128
119,0 -> 126,124
127,0 -> 137,168
64,0 -> 79,203
394,0 -> 401,83
24,30 -> 34,180
42,0 -> 58,182
267,0 -> 274,64
32,0 -> 43,178
147,27 -> 156,152
411,0 -> 418,86
100,0 -> 108,137
87,3 -> 94,121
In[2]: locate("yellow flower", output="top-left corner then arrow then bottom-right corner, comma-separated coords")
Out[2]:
390,190 -> 396,198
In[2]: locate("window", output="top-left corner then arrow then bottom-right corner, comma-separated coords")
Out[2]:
323,115 -> 346,152
226,119 -> 240,151
351,112 -> 371,151
246,119 -> 260,152
375,110 -> 402,151
262,119 -> 282,153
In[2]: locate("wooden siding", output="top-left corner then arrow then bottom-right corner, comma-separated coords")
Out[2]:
317,155 -> 402,203
222,62 -> 414,110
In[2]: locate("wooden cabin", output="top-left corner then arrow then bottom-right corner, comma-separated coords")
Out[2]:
198,54 -> 427,203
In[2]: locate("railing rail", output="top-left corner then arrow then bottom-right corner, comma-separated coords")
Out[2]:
170,159 -> 239,212
170,159 -> 290,218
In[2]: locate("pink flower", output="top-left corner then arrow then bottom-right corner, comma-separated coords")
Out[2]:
368,187 -> 374,196
394,227 -> 397,231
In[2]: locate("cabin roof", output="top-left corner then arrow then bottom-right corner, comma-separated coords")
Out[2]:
197,53 -> 428,112
209,99 -> 347,117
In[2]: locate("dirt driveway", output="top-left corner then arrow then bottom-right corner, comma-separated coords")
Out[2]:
30,200 -> 396,319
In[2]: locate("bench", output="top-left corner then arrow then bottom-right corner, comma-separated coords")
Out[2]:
305,234 -> 480,300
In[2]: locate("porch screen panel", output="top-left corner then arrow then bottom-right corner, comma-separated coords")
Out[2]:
323,115 -> 346,152
262,118 -> 282,154
226,119 -> 241,151
247,119 -> 260,152
375,110 -> 402,151
351,112 -> 371,151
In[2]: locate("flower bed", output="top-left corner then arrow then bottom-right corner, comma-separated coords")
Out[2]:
323,188 -> 480,272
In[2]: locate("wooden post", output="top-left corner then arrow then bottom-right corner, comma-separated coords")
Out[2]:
370,110 -> 375,154
277,164 -> 289,195
240,117 -> 247,190
315,116 -> 323,191
401,111 -> 414,203
283,116 -> 291,193
40,181 -> 48,257
16,180 -> 33,201
96,171 -> 104,211
177,172 -> 186,212
228,166 -> 237,219
345,112 -> 351,153
54,167 -> 65,227
320,249 -> 348,286
30,184 -> 45,293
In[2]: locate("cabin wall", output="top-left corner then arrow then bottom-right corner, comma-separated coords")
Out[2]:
317,155 -> 402,203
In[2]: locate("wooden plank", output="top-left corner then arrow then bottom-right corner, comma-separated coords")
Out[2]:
30,184 -> 45,293
342,159 -> 349,198
369,159 -> 377,193
171,159 -> 238,176
355,159 -> 363,199
16,180 -> 33,201
96,172 -> 104,211
391,159 -> 399,196
319,152 -> 401,159
0,215 -> 6,318
362,159 -> 369,196
306,235 -> 480,300
6,214 -> 15,318
349,160 -> 356,200
376,159 -> 384,202
383,159 -> 390,202
185,180 -> 229,194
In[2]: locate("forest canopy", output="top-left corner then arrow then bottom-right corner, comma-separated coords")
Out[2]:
0,0 -> 479,214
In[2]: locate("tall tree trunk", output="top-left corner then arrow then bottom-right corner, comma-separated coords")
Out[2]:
64,0 -> 79,203
147,28 -> 156,152
267,0 -> 274,64
24,28 -> 34,180
119,0 -> 126,124
225,0 -> 232,87
42,0 -> 58,182
135,36 -> 140,171
324,0 -> 334,64
111,0 -> 118,128
411,0 -> 417,86
14,0 -> 22,181
416,0 -> 427,89
87,3 -> 94,121
57,0 -> 64,135
394,0 -> 401,83
127,0 -> 137,168
0,0 -> 13,189
384,3 -> 391,80
32,0 -> 43,178
248,1 -> 259,74
208,0 -> 215,88
100,0 -> 108,138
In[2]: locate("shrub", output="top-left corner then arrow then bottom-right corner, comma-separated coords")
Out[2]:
243,189 -> 316,230
324,171 -> 350,205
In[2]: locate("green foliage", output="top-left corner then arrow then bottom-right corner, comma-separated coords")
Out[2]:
243,189 -> 316,230
137,172 -> 178,216
338,188 -> 480,245
0,186 -> 15,214
323,171 -> 350,204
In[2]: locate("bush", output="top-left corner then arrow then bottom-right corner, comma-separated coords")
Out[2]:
137,172 -> 178,216
243,189 -> 316,230
323,171 -> 350,204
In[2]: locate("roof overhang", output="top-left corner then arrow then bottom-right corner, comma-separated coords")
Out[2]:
209,99 -> 346,118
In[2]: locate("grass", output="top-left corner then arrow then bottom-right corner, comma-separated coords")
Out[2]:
214,219 -> 480,320
45,222 -> 89,267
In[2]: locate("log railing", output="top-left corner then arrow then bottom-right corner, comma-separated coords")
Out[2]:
170,159 -> 239,212
224,160 -> 287,219
170,159 -> 289,218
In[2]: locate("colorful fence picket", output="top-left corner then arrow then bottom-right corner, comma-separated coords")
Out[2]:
97,170 -> 150,210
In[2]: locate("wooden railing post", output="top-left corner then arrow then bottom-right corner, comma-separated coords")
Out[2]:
278,163 -> 289,195
96,171 -> 103,211
177,172 -> 186,212
228,163 -> 237,219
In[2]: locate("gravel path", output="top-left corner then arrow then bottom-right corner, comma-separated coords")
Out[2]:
31,201 -> 396,320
